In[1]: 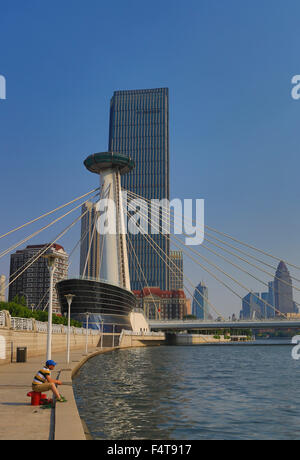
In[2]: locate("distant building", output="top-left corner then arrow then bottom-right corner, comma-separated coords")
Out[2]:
9,244 -> 68,314
240,280 -> 276,319
185,298 -> 192,316
80,202 -> 100,279
169,251 -> 184,290
240,292 -> 264,319
0,275 -> 6,302
192,282 -> 209,320
133,287 -> 187,320
274,261 -> 294,315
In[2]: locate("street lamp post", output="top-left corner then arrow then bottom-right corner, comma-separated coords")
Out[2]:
85,312 -> 91,354
43,251 -> 62,361
65,294 -> 75,364
101,319 -> 104,349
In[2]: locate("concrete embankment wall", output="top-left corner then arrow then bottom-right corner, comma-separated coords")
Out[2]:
174,334 -> 231,345
0,328 -> 99,365
120,334 -> 165,348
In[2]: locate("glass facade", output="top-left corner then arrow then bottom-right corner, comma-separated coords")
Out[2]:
108,88 -> 170,291
56,278 -> 136,333
274,261 -> 294,315
192,282 -> 209,320
169,251 -> 184,290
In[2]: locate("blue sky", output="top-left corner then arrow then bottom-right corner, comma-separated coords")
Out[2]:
0,0 -> 299,315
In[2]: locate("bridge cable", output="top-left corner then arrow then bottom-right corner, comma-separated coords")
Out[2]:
124,192 -> 287,319
125,200 -> 225,320
126,233 -> 161,320
126,189 -> 300,286
125,190 -> 298,307
126,190 -> 300,308
0,188 -> 99,241
5,204 -> 91,294
5,193 -> 99,296
0,191 -> 100,261
82,186 -> 104,278
37,195 -> 101,311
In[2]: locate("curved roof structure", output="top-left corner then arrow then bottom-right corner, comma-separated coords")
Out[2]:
84,151 -> 135,175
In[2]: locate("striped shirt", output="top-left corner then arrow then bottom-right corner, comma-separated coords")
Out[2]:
32,366 -> 51,385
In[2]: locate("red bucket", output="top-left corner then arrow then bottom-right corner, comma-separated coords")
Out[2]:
27,392 -> 47,406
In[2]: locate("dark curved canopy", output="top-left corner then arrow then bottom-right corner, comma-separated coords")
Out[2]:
84,152 -> 135,175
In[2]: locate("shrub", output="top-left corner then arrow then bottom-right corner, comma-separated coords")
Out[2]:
0,301 -> 82,327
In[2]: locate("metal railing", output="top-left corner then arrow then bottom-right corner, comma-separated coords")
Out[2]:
11,317 -> 34,331
36,321 -> 47,333
0,310 -> 99,335
0,311 -> 5,327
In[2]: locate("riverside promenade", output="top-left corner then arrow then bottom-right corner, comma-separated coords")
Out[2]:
0,346 -> 117,440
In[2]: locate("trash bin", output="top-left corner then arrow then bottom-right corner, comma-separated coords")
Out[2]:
16,347 -> 27,363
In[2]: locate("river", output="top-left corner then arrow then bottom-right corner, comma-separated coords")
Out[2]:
73,343 -> 300,440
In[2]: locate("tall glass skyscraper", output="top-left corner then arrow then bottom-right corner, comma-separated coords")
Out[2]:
274,261 -> 294,315
192,282 -> 209,319
108,88 -> 170,290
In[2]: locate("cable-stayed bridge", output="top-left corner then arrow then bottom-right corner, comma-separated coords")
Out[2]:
1,151 -> 299,335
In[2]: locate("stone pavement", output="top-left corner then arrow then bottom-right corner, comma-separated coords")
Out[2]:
0,346 -> 117,440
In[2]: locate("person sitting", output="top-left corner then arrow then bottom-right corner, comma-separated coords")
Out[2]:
32,359 -> 66,402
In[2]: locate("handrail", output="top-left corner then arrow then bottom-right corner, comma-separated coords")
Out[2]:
0,310 -> 100,335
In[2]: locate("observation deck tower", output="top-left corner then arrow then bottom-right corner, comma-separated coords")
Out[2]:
84,152 -> 135,291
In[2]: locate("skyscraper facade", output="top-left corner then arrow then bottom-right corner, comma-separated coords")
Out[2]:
108,88 -> 170,291
0,275 -> 6,302
274,261 -> 294,315
80,202 -> 100,279
9,244 -> 68,314
169,251 -> 184,290
240,292 -> 264,319
192,282 -> 209,319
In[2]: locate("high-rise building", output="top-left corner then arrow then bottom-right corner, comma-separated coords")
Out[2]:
192,282 -> 209,319
0,275 -> 6,302
261,281 -> 276,318
169,251 -> 184,290
240,281 -> 276,319
274,261 -> 294,315
80,202 -> 100,279
108,88 -> 170,291
240,292 -> 264,319
9,244 -> 68,314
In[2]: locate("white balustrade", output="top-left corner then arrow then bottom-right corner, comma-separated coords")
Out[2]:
0,311 -> 6,327
0,310 -> 100,335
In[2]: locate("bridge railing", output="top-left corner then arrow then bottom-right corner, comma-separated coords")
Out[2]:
0,311 -> 6,328
0,310 -> 100,335
11,317 -> 34,331
149,318 -> 298,324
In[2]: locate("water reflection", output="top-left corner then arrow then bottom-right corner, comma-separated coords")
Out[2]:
73,345 -> 300,440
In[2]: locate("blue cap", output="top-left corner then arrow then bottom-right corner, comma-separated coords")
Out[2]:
46,360 -> 57,367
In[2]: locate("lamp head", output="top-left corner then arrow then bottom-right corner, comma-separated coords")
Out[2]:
65,294 -> 76,304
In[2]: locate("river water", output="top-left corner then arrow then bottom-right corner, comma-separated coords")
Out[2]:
73,344 -> 300,440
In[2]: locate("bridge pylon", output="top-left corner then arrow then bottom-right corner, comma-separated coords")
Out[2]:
84,152 -> 135,291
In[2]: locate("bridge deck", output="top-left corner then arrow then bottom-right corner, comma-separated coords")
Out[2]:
149,319 -> 300,330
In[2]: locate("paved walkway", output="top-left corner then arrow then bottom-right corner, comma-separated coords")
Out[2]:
0,347 -> 116,440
